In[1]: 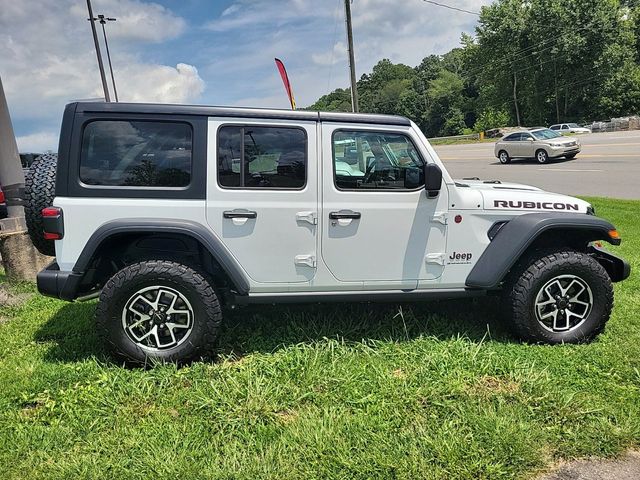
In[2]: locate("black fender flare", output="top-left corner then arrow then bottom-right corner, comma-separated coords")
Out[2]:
72,219 -> 250,295
466,213 -> 622,289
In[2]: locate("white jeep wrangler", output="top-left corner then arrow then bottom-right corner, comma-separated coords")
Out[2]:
27,102 -> 630,363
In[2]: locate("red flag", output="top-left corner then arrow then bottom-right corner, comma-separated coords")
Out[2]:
275,58 -> 296,110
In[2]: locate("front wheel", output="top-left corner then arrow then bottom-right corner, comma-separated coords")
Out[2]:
498,150 -> 511,164
503,250 -> 613,344
95,260 -> 222,364
536,149 -> 549,164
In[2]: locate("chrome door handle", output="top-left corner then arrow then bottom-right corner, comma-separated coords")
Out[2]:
329,210 -> 361,220
223,209 -> 257,219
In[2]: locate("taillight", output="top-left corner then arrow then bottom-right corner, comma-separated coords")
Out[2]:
42,207 -> 64,241
42,207 -> 61,217
0,189 -> 5,203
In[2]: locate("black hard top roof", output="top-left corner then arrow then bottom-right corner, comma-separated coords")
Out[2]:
72,102 -> 411,126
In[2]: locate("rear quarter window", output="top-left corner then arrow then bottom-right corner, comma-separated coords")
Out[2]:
80,120 -> 192,188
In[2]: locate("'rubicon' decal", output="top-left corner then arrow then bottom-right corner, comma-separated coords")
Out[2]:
494,200 -> 580,211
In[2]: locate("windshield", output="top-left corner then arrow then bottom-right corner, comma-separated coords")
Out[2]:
531,129 -> 562,140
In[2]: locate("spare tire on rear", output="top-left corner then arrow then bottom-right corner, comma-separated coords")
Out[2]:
24,153 -> 58,257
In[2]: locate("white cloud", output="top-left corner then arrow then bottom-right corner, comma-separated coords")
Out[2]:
69,0 -> 186,43
118,63 -> 204,103
15,131 -> 59,153
201,0 -> 492,108
0,0 -> 202,151
312,42 -> 348,66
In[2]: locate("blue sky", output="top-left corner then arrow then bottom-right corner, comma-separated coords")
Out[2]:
0,0 -> 490,151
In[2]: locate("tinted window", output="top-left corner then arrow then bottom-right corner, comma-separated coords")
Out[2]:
218,126 -> 306,189
504,133 -> 521,141
550,125 -> 560,130
80,121 -> 192,187
333,130 -> 425,190
532,129 -> 562,140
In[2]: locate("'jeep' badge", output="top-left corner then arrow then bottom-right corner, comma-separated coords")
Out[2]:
448,252 -> 473,265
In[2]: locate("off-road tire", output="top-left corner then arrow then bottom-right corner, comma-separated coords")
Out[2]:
503,249 -> 613,344
24,153 -> 58,256
498,150 -> 511,164
96,260 -> 222,364
536,149 -> 549,164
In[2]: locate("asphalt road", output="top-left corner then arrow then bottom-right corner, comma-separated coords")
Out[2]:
433,130 -> 640,199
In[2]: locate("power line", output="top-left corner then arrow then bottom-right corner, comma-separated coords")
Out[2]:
420,0 -> 480,16
459,16 -> 617,81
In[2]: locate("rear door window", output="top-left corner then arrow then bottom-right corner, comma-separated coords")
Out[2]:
217,126 -> 307,189
80,120 -> 192,187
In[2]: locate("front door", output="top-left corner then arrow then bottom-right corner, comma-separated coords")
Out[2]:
206,118 -> 317,284
320,124 -> 448,290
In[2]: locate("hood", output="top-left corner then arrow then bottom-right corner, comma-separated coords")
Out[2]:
455,179 -> 591,214
553,136 -> 579,145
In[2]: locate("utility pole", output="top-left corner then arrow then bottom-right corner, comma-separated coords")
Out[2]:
97,14 -> 118,102
86,0 -> 111,102
512,69 -> 521,126
344,0 -> 359,112
553,57 -> 560,123
0,76 -> 24,220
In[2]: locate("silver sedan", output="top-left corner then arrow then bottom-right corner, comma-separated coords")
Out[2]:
494,128 -> 580,164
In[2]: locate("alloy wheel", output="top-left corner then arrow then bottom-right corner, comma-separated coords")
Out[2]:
534,274 -> 593,333
121,285 -> 194,351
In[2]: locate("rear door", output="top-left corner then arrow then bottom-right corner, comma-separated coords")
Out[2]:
509,133 -> 526,157
206,118 -> 318,285
320,123 -> 448,290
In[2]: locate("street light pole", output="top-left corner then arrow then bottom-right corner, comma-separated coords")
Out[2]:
86,0 -> 110,102
344,0 -> 359,113
98,15 -> 118,102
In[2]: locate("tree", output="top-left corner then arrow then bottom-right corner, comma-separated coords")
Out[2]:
306,0 -> 640,135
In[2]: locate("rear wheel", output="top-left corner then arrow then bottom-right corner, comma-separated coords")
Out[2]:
536,149 -> 549,164
95,260 -> 222,364
503,250 -> 613,344
498,150 -> 511,164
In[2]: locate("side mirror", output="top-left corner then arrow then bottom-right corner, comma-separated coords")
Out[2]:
527,137 -> 534,142
424,163 -> 442,198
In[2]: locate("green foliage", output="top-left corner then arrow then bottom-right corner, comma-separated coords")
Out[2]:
473,108 -> 511,133
1,199 -> 639,479
308,0 -> 640,137
307,88 -> 352,112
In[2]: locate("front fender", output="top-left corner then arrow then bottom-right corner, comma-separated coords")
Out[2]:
466,213 -> 622,289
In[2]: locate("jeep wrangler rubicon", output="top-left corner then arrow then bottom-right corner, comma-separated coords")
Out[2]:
27,102 -> 630,363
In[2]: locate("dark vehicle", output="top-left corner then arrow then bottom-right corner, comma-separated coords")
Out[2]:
0,184 -> 7,219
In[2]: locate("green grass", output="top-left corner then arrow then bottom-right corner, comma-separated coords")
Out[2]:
1,197 -> 638,479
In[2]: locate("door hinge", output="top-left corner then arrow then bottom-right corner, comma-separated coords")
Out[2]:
425,253 -> 446,266
431,212 -> 448,225
295,254 -> 317,268
296,211 -> 317,225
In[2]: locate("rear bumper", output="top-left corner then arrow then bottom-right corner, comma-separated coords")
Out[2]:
0,203 -> 7,219
37,261 -> 83,300
589,246 -> 631,282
